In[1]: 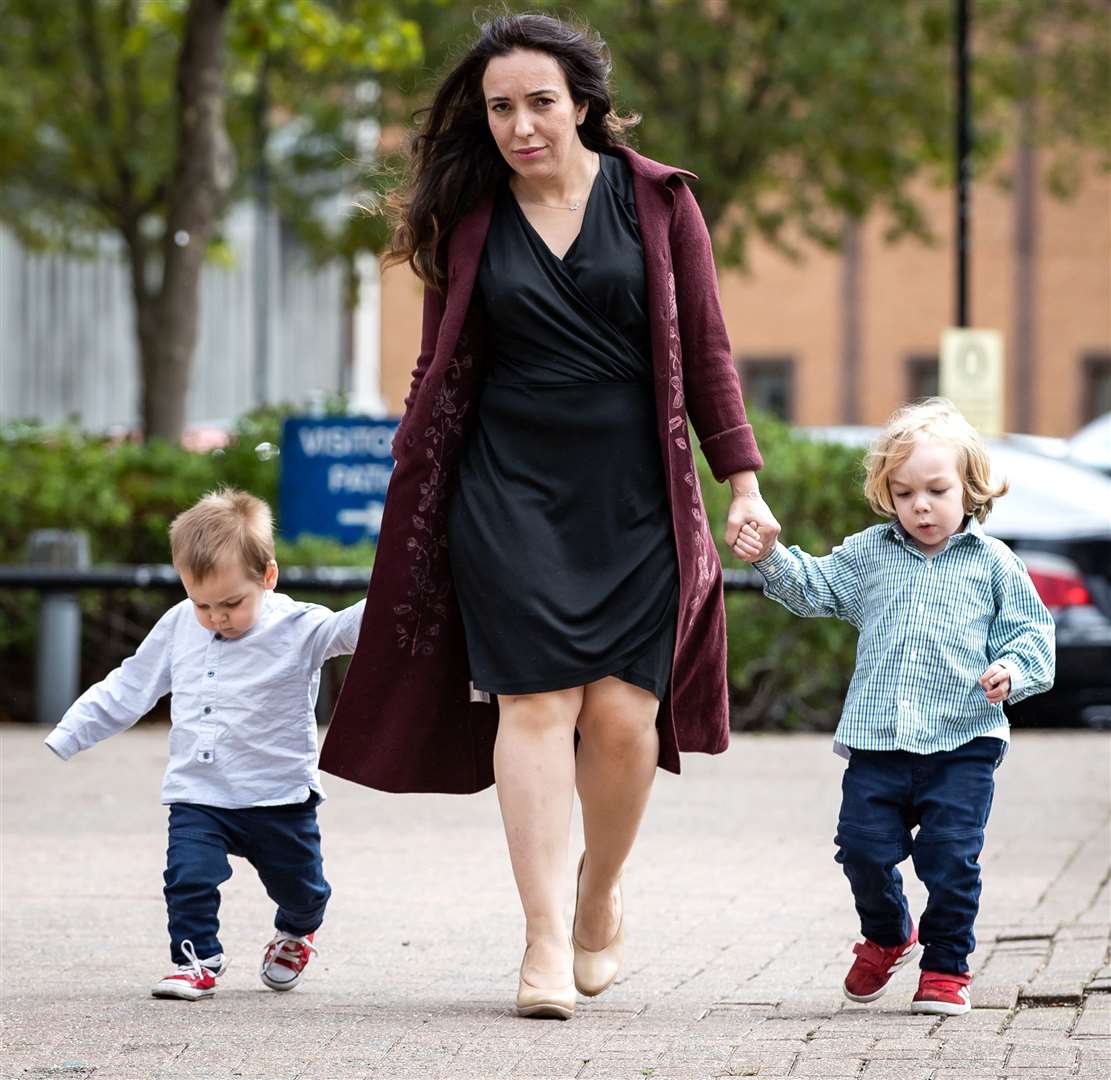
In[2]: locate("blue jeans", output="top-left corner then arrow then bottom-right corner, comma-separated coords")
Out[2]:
163,797 -> 331,965
834,736 -> 1005,975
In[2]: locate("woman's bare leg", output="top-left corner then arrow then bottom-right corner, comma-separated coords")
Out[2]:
573,677 -> 660,948
494,686 -> 583,985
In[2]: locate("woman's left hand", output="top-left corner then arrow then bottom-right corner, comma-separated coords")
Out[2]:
724,489 -> 780,563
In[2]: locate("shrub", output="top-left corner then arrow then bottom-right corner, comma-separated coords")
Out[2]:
0,410 -> 373,722
697,412 -> 880,730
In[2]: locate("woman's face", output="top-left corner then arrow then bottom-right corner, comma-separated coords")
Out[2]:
482,48 -> 587,182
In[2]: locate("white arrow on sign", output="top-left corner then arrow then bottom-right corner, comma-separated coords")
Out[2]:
337,502 -> 385,534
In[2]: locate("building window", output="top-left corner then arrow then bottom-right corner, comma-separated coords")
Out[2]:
906,355 -> 939,402
738,357 -> 795,421
1081,353 -> 1111,423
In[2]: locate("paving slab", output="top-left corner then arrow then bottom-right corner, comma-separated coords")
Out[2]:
1,726 -> 1108,1080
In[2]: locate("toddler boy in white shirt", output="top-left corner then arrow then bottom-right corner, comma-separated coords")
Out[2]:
45,488 -> 366,1000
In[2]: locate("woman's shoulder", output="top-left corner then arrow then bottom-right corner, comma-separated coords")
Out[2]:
612,145 -> 697,186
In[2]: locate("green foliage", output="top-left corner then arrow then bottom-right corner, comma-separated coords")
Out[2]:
0,409 -> 375,719
384,0 -> 1110,265
697,412 -> 881,729
0,401 -> 363,565
0,0 -> 423,254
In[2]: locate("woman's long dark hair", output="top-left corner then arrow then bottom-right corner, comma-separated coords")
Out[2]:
383,12 -> 638,291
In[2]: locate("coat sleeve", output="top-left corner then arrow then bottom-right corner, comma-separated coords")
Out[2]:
392,283 -> 447,459
669,179 -> 763,481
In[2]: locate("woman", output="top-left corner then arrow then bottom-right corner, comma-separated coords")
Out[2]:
320,13 -> 780,1019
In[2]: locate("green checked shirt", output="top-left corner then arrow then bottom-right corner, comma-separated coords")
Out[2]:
753,517 -> 1055,756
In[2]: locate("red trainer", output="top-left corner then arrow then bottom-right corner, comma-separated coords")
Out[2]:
911,970 -> 972,1015
151,940 -> 228,1001
260,930 -> 317,991
843,926 -> 921,1003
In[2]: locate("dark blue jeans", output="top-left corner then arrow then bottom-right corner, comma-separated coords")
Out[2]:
834,736 -> 1005,975
163,797 -> 331,964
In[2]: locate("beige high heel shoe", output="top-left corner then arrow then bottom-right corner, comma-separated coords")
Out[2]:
572,853 -> 624,997
516,942 -> 576,1020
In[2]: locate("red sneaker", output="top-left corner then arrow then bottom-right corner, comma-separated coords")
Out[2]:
260,930 -> 317,991
151,940 -> 228,1001
843,926 -> 921,1003
911,970 -> 972,1015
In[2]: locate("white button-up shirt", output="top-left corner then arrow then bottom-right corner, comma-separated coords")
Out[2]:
45,592 -> 366,809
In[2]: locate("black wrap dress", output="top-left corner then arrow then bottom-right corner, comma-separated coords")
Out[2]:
447,151 -> 678,699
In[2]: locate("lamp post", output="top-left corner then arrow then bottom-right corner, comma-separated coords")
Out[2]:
955,0 -> 971,328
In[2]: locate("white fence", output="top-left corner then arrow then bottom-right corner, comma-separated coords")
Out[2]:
0,204 -> 353,431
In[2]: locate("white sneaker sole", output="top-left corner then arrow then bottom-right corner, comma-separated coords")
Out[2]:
910,996 -> 971,1015
151,982 -> 215,1001
843,942 -> 922,1003
260,969 -> 304,991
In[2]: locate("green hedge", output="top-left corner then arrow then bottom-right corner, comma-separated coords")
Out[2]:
0,410 -> 372,720
697,412 -> 880,730
3,409 -> 879,728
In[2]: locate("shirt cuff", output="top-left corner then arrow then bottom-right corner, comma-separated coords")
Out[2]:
996,659 -> 1026,696
44,729 -> 79,761
753,542 -> 792,581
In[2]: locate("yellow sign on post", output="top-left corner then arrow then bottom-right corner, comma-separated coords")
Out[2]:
940,328 -> 1005,436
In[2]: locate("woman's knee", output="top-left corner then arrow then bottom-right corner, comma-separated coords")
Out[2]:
498,687 -> 582,736
578,681 -> 659,758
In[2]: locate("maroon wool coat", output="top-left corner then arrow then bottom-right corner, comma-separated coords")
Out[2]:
319,146 -> 763,794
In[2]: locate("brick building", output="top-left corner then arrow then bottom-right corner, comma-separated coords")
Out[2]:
377,154 -> 1110,438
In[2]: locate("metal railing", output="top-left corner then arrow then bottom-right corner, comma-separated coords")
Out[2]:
2,529 -> 763,724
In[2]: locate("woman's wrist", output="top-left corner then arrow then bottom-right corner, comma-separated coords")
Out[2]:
728,471 -> 761,499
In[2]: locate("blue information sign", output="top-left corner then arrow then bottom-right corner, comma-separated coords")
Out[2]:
279,416 -> 399,543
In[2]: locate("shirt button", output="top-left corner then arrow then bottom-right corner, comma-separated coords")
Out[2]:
918,603 -> 925,613
203,706 -> 212,715
207,671 -> 215,678
901,700 -> 910,710
910,651 -> 917,662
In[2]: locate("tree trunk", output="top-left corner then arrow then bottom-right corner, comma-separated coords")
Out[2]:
140,0 -> 234,442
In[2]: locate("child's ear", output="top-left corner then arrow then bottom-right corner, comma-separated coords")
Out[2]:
263,560 -> 279,590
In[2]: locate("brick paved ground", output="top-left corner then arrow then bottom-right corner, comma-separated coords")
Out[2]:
2,726 -> 1108,1079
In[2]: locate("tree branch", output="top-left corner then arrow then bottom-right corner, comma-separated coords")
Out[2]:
76,0 -> 135,213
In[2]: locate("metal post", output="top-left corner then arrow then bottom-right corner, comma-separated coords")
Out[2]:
253,52 -> 272,408
29,530 -> 89,725
955,0 -> 972,327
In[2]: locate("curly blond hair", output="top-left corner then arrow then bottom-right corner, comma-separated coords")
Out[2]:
169,488 -> 275,582
864,398 -> 1008,523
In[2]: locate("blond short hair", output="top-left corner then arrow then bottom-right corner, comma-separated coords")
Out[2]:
863,398 -> 1008,523
169,488 -> 275,582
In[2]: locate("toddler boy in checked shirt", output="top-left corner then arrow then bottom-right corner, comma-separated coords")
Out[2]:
45,489 -> 365,1001
735,399 -> 1054,1015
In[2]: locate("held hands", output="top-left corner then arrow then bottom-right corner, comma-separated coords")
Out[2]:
725,490 -> 780,563
980,662 -> 1012,704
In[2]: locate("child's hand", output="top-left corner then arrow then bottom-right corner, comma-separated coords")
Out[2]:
731,521 -> 765,562
980,663 -> 1011,704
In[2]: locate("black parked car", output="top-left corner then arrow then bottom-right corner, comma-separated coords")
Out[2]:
807,428 -> 1111,728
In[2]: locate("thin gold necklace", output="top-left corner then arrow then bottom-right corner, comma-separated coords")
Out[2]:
516,153 -> 598,212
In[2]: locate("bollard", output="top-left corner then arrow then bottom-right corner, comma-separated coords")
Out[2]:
29,530 -> 90,726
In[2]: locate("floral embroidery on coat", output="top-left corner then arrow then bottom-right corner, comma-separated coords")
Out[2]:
394,338 -> 473,657
666,272 -> 713,633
